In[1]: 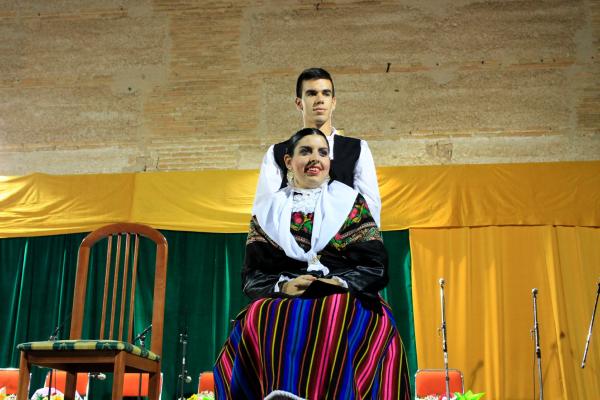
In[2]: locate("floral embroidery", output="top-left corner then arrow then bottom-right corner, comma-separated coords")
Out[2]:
330,224 -> 381,251
330,195 -> 381,250
291,211 -> 314,234
247,217 -> 281,249
340,195 -> 371,230
249,194 -> 380,253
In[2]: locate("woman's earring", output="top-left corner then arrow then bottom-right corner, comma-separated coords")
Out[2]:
287,169 -> 294,186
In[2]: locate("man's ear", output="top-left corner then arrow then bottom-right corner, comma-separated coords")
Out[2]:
295,97 -> 303,111
284,154 -> 292,170
331,96 -> 336,111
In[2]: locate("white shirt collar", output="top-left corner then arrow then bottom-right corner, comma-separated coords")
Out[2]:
328,127 -> 337,159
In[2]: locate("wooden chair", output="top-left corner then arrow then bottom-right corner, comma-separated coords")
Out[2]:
17,223 -> 168,400
415,369 -> 464,399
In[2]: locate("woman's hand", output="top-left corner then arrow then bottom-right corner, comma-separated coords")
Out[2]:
281,275 -> 317,296
318,277 -> 344,287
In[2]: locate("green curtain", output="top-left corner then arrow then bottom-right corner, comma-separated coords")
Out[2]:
0,234 -> 86,393
382,230 -> 417,390
0,230 -> 416,398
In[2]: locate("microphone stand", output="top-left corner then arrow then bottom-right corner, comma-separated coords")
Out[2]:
46,313 -> 70,399
88,370 -> 107,396
439,278 -> 450,400
532,288 -> 543,400
46,332 -> 57,400
134,324 -> 152,400
581,281 -> 600,368
177,329 -> 192,400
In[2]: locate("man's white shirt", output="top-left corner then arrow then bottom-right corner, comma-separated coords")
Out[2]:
252,128 -> 382,226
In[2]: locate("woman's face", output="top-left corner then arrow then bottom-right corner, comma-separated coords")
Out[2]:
284,134 -> 331,189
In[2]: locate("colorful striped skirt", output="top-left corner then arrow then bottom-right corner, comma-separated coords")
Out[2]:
214,293 -> 411,399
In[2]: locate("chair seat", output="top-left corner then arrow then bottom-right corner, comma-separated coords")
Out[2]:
17,340 -> 160,361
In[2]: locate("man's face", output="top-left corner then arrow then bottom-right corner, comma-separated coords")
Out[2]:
295,79 -> 336,129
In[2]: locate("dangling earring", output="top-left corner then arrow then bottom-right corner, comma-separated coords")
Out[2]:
287,168 -> 295,186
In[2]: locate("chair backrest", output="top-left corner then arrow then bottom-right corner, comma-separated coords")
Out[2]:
415,369 -> 464,397
198,372 -> 215,393
69,223 -> 168,357
0,368 -> 24,394
45,371 -> 88,396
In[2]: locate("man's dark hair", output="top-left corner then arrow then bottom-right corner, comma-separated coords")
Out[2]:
295,68 -> 335,98
285,128 -> 329,156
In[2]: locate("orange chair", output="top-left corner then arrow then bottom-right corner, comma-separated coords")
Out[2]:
0,368 -> 27,395
45,371 -> 162,398
122,372 -> 163,397
45,371 -> 88,397
415,369 -> 464,399
198,372 -> 215,393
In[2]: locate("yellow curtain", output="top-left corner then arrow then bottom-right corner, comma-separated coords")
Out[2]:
2,163 -> 599,398
1,161 -> 599,237
410,226 -> 600,399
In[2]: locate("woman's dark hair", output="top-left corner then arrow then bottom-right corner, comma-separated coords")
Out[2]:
295,68 -> 335,98
285,128 -> 329,156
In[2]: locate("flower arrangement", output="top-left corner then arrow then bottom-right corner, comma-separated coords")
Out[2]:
31,395 -> 63,400
0,386 -> 17,400
30,387 -> 83,400
31,387 -> 64,400
187,391 -> 214,400
416,391 -> 485,400
455,391 -> 485,400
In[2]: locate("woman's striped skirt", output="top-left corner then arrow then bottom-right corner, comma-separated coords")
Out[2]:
214,293 -> 411,399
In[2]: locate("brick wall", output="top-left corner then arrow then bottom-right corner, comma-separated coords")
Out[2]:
0,0 -> 598,174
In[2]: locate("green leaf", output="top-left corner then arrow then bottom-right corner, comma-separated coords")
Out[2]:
454,390 -> 485,400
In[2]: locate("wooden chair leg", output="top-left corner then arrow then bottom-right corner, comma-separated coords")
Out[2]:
148,368 -> 161,400
17,352 -> 30,400
64,371 -> 77,400
112,353 -> 126,400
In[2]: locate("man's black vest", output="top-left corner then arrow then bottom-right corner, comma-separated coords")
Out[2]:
273,135 -> 361,189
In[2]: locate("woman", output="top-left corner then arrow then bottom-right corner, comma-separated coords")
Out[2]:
214,128 -> 411,399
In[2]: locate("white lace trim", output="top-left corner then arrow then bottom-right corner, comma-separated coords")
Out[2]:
291,186 -> 323,214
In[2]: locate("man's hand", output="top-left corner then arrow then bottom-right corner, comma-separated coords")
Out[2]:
281,275 -> 317,296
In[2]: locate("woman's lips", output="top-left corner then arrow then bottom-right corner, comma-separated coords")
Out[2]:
305,166 -> 322,175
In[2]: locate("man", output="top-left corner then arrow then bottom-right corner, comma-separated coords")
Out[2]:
253,67 -> 382,226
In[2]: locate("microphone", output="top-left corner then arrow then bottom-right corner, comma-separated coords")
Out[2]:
531,287 -> 544,400
49,313 -> 72,341
89,372 -> 106,381
134,324 -> 152,343
49,325 -> 61,341
438,277 -> 450,400
177,327 -> 192,399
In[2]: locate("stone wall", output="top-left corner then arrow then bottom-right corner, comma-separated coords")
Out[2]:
1,0 -> 598,174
